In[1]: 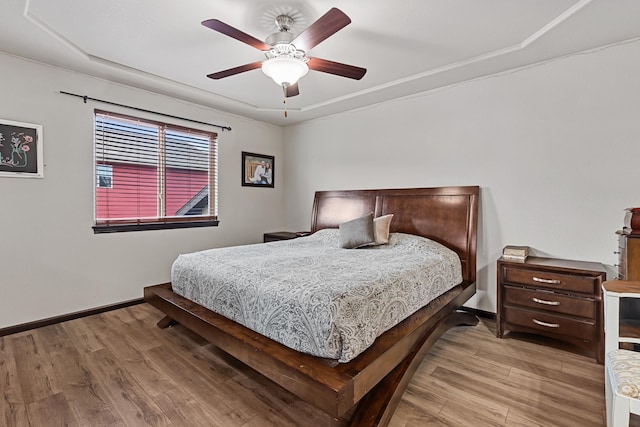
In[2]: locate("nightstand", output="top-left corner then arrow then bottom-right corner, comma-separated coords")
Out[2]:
497,256 -> 607,363
263,231 -> 307,243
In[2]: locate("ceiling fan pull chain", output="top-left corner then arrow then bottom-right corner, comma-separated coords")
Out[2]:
283,85 -> 288,118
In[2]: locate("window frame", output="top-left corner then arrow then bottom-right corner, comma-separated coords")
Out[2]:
92,109 -> 219,234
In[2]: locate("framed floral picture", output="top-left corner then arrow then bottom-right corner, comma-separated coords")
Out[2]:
242,151 -> 274,188
0,119 -> 44,178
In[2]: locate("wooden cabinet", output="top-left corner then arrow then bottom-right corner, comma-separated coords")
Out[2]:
616,231 -> 640,280
616,231 -> 640,320
497,256 -> 607,363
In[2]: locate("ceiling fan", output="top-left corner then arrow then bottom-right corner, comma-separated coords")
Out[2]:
202,8 -> 367,98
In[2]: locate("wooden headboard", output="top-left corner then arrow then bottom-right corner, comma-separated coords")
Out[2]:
311,186 -> 479,283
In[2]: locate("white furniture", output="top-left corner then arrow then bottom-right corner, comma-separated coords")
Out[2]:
603,280 -> 640,426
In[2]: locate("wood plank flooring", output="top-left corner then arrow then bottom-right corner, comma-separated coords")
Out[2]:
0,303 -> 630,426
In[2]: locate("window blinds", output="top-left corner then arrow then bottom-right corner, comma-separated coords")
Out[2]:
94,110 -> 217,228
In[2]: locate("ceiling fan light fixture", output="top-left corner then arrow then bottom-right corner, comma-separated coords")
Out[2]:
262,56 -> 309,87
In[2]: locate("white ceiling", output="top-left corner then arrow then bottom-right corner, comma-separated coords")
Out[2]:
1,0 -> 639,126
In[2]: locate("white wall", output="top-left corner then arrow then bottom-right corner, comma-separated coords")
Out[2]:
0,54 -> 284,328
283,40 -> 640,313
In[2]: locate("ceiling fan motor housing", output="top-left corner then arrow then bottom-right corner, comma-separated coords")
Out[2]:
265,14 -> 299,48
265,30 -> 295,48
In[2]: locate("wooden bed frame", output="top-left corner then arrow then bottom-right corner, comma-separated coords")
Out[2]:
144,186 -> 479,426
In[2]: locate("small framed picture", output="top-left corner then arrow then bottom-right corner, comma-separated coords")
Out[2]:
242,151 -> 274,188
0,119 -> 44,178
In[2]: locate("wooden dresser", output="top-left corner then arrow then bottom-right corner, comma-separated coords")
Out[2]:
616,231 -> 640,280
497,256 -> 607,363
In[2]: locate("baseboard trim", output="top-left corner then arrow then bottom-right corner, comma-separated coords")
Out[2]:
0,298 -> 144,337
460,306 -> 496,320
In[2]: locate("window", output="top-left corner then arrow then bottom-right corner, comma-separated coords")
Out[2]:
93,110 -> 218,233
96,164 -> 113,188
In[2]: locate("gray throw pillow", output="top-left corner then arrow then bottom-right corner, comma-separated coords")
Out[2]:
339,213 -> 375,249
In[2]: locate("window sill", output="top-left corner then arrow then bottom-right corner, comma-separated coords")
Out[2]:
93,219 -> 219,234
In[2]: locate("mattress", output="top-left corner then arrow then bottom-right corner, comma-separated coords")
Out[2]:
171,229 -> 462,362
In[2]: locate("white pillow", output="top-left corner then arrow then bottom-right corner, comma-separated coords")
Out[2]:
373,214 -> 394,245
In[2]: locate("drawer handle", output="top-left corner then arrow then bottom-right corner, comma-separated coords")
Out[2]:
532,297 -> 560,306
532,319 -> 560,328
532,277 -> 561,285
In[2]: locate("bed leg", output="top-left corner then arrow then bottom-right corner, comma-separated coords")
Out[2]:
157,315 -> 177,329
347,310 -> 478,427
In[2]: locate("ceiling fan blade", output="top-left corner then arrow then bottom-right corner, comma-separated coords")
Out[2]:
207,62 -> 263,79
307,57 -> 367,80
202,19 -> 272,51
291,8 -> 351,52
285,83 -> 300,97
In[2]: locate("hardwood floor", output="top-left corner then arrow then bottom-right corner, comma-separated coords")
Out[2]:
0,303 -> 629,426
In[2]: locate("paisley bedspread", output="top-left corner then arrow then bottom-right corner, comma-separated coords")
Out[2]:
171,229 -> 462,363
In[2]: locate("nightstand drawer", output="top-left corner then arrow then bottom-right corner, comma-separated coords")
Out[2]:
503,267 -> 597,294
503,286 -> 595,318
503,307 -> 595,342
264,231 -> 300,242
